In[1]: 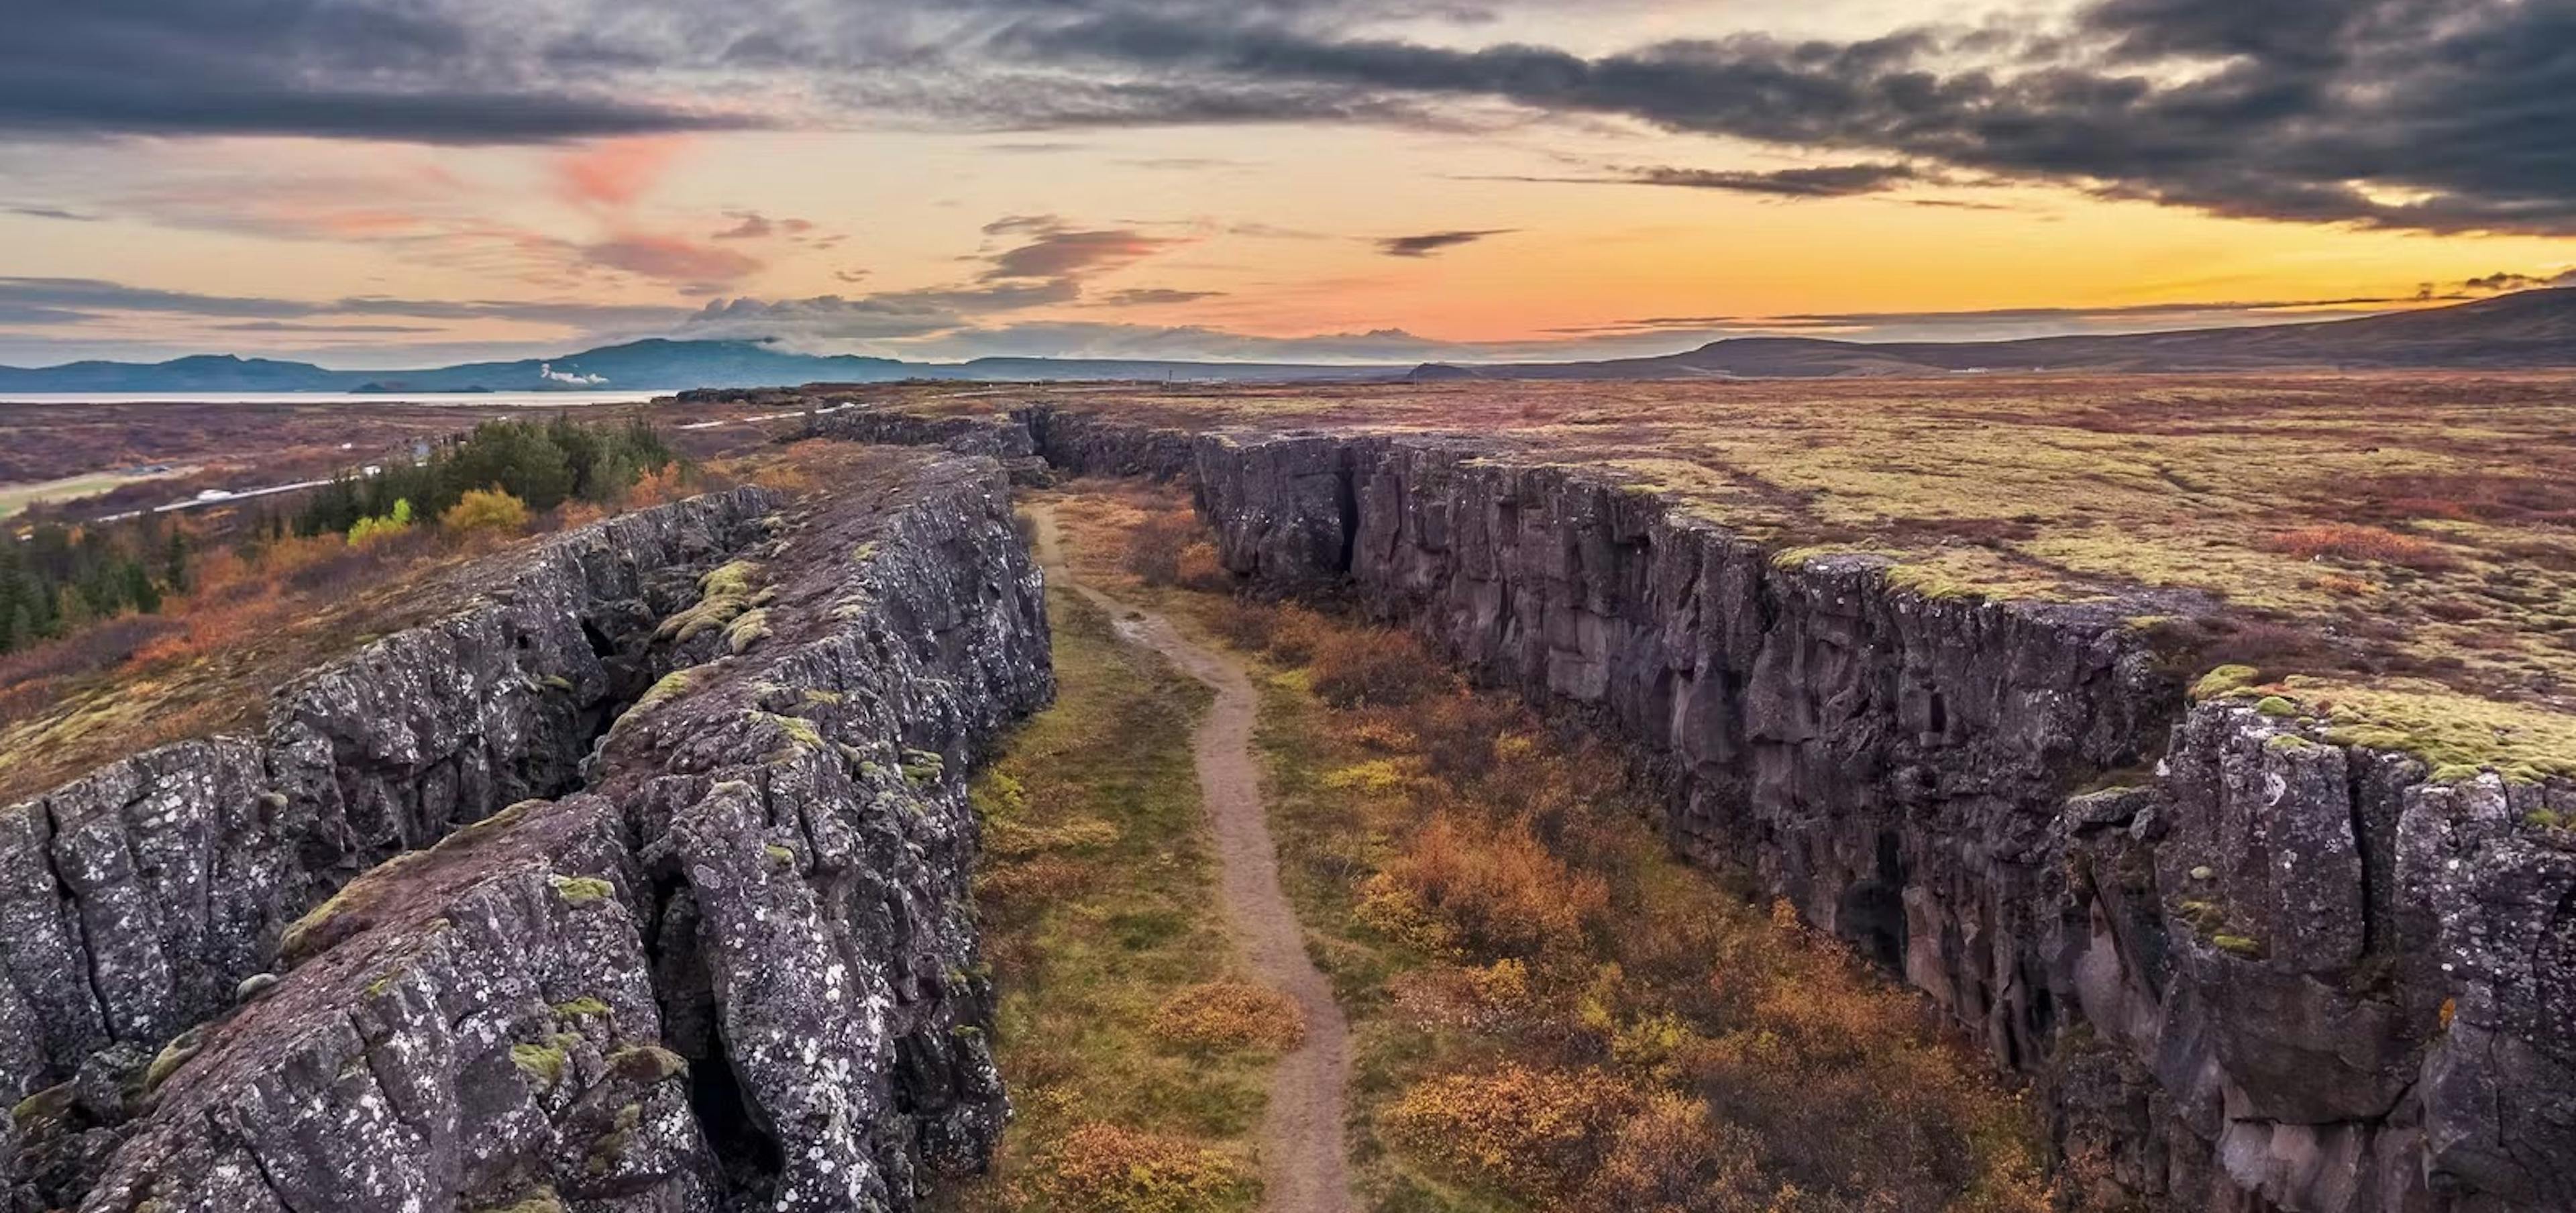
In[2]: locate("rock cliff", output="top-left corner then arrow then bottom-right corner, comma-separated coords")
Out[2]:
3,452 -> 1051,1212
1,487 -> 776,1103
845,403 -> 2571,1213
1185,428 -> 2575,1213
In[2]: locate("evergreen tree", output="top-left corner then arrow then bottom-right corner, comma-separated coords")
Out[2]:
123,561 -> 161,615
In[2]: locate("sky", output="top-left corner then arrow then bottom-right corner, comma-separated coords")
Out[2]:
1,0 -> 2573,368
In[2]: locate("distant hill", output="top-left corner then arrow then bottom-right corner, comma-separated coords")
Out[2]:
1413,288 -> 2576,380
0,338 -> 1400,394
10,291 -> 2572,394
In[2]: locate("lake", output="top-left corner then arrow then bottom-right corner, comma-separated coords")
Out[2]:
0,391 -> 662,407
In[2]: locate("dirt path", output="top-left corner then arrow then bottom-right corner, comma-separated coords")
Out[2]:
1030,505 -> 1354,1213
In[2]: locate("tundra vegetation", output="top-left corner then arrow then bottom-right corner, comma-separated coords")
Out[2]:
945,572 -> 1269,1213
1006,482 -> 2066,1213
894,372 -> 2576,781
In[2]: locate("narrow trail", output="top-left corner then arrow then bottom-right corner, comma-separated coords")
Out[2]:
1030,505 -> 1354,1213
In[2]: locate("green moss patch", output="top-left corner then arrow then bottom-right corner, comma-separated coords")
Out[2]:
549,874 -> 616,905
2272,677 -> 2576,783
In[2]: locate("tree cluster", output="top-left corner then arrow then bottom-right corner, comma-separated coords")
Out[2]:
0,514 -> 185,655
295,415 -> 675,537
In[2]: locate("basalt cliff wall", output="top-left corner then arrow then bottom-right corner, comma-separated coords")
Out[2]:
0,486 -> 779,1102
895,405 -> 2568,1213
3,454 -> 1052,1212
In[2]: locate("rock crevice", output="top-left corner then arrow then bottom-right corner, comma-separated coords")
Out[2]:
4,454 -> 1051,1212
976,406 -> 2573,1213
0,488 -> 777,1106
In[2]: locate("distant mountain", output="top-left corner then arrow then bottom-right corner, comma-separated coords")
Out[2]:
0,354 -> 365,392
1413,288 -> 2576,381
11,291 -> 2572,394
0,337 -> 1400,394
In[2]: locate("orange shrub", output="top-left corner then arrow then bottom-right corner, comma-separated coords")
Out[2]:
1358,812 -> 1607,959
1257,605 -> 1330,666
1579,1092 -> 1768,1212
2266,524 -> 2455,570
1148,980 -> 1306,1054
1123,507 -> 1200,590
1381,1064 -> 1640,1200
1391,958 -> 1544,1035
1308,628 -> 1446,708
1175,539 -> 1226,590
1039,1123 -> 1251,1213
625,464 -> 694,506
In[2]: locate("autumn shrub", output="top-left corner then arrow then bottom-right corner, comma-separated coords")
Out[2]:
1124,509 -> 1205,588
625,463 -> 694,507
1578,1092 -> 1770,1212
1205,599 -> 1279,651
972,853 -> 1091,913
554,499 -> 611,531
1175,540 -> 1226,590
1202,597 -> 1351,668
2266,523 -> 2456,571
441,488 -> 531,535
1389,958 -> 1546,1036
1381,1063 -> 1640,1200
1039,1123 -> 1252,1213
1410,692 -> 1523,782
1148,980 -> 1306,1054
0,615 -> 183,727
1358,812 -> 1607,959
1307,628 -> 1446,708
1257,605 -> 1330,666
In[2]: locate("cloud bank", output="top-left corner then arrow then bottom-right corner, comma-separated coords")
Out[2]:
1,1 -> 2569,233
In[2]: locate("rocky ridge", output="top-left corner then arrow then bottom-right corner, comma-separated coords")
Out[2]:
1,486 -> 777,1103
843,403 -> 2576,1213
3,452 -> 1051,1212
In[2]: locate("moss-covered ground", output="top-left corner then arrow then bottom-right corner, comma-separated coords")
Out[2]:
873,372 -> 2576,776
941,574 -> 1277,1213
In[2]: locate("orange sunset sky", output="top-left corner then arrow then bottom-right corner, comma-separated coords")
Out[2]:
2,0 -> 2569,367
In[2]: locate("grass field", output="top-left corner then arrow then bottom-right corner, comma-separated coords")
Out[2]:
0,466 -> 191,519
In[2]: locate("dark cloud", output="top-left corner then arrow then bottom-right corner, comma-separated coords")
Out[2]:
0,0 -> 761,143
682,207 -> 1194,343
1545,295 -> 2447,344
2457,270 -> 2576,295
14,0 -> 2563,237
3,204 -> 97,221
0,277 -> 692,329
1377,229 -> 1511,257
1094,287 -> 1226,305
1481,162 -> 1921,197
211,321 -> 445,333
1625,163 -> 1919,197
996,0 -> 2576,234
0,303 -> 92,325
712,211 -> 812,241
977,215 -> 1182,280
